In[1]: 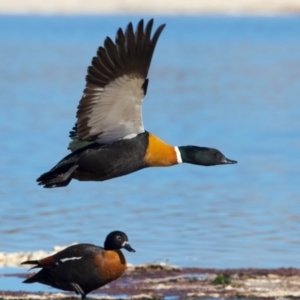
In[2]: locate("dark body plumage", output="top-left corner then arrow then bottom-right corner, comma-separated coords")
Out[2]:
37,19 -> 237,188
38,132 -> 149,187
22,231 -> 135,300
24,244 -> 111,293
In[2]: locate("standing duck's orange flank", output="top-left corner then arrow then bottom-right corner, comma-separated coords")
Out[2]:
37,19 -> 237,188
22,231 -> 135,300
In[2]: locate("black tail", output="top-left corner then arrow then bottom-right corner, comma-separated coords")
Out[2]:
22,267 -> 44,284
23,268 -> 52,284
21,260 -> 38,265
36,149 -> 82,188
23,275 -> 37,284
21,260 -> 41,271
22,268 -> 75,294
37,142 -> 99,188
37,164 -> 78,188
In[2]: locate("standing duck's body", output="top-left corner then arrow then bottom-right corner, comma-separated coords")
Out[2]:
22,231 -> 135,300
37,19 -> 237,188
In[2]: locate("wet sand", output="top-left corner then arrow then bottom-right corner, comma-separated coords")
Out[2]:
1,0 -> 300,14
2,249 -> 300,298
2,264 -> 300,299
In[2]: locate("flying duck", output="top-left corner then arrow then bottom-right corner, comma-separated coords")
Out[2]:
22,231 -> 135,300
37,19 -> 237,188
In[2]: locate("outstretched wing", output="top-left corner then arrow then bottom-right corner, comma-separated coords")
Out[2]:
73,18 -> 165,146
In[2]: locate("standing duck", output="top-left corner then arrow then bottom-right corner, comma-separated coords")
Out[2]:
37,19 -> 237,188
22,231 -> 135,300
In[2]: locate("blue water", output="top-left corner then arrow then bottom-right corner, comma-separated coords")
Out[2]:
1,15 -> 300,276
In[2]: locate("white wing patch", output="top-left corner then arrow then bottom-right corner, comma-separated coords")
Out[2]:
60,256 -> 83,263
84,75 -> 145,144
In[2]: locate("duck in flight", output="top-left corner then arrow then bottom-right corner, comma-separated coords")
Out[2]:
37,19 -> 237,188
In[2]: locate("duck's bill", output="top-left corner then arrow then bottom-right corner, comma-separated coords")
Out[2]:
221,157 -> 238,164
123,242 -> 136,252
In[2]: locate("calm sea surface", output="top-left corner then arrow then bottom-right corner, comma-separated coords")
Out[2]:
1,15 -> 300,278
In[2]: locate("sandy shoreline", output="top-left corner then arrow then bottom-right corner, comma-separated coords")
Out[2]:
1,0 -> 300,15
2,250 -> 300,298
2,264 -> 300,299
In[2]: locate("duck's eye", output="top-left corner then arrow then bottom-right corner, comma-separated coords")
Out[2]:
116,235 -> 121,240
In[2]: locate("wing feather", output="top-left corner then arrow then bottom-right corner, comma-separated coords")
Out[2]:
125,22 -> 136,61
97,47 -> 116,74
104,37 -> 123,71
70,19 -> 166,146
116,29 -> 128,65
22,244 -> 102,268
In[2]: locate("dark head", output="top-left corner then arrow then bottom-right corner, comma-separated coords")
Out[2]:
178,146 -> 237,166
104,231 -> 135,252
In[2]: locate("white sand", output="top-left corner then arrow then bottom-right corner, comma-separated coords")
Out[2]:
0,0 -> 300,15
